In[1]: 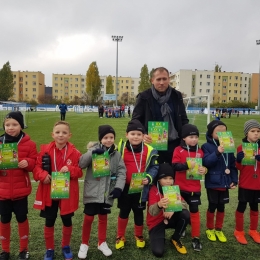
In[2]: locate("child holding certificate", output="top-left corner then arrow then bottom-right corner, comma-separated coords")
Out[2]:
234,119 -> 260,245
77,125 -> 126,259
0,111 -> 37,260
115,119 -> 158,250
33,121 -> 82,260
172,124 -> 207,251
147,163 -> 190,256
202,120 -> 238,243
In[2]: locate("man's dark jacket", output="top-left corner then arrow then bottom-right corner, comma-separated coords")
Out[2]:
132,87 -> 189,138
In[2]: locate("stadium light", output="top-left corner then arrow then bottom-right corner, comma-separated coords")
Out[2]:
257,40 -> 260,109
111,35 -> 123,106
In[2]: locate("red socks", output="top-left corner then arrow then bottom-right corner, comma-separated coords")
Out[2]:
250,210 -> 258,230
206,210 -> 214,229
134,224 -> 143,237
18,219 -> 29,252
215,211 -> 224,230
190,212 -> 200,238
62,226 -> 72,248
117,217 -> 128,238
44,226 -> 54,249
81,214 -> 94,245
98,214 -> 107,245
235,211 -> 244,231
0,222 -> 11,252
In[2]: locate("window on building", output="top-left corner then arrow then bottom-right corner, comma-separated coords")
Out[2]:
244,98 -> 246,101
55,90 -> 58,93
200,82 -> 202,86
199,89 -> 202,93
33,88 -> 36,92
61,77 -> 63,80
131,92 -> 134,96
235,76 -> 238,80
14,81 -> 16,84
223,86 -> 226,89
121,86 -> 123,89
240,77 -> 242,81
81,84 -> 84,88
33,75 -> 36,78
126,86 -> 128,89
218,83 -> 220,86
20,91 -> 22,94
19,77 -> 23,81
245,77 -> 247,81
218,90 -> 220,93
75,90 -> 78,93
229,83 -> 231,86
234,83 -> 238,87
131,86 -> 134,89
75,78 -> 78,81
234,97 -> 237,100
20,84 -> 23,87
14,75 -> 16,78
121,80 -> 123,83
64,79 -> 68,83
55,77 -> 58,80
126,80 -> 129,83
234,90 -> 237,93
25,75 -> 28,78
25,88 -> 28,92
60,90 -> 63,93
206,89 -> 210,93
229,90 -> 231,93
131,81 -> 134,84
244,91 -> 247,94
229,97 -> 231,100
25,81 -> 27,85
81,78 -> 84,82
200,74 -> 202,78
219,76 -> 221,79
229,76 -> 232,80
75,84 -> 78,87
223,79 -> 227,82
32,82 -> 36,86
245,84 -> 247,87
207,82 -> 210,86
223,93 -> 226,96
55,83 -> 58,86
223,100 -> 226,103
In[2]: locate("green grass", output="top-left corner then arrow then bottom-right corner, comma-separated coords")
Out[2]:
1,112 -> 260,259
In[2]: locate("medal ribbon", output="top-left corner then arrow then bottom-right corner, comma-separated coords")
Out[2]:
187,144 -> 198,158
129,142 -> 143,173
53,145 -> 67,172
2,135 -> 23,145
213,139 -> 229,171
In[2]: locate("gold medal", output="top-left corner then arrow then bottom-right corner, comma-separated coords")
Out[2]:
225,168 -> 230,174
164,219 -> 168,225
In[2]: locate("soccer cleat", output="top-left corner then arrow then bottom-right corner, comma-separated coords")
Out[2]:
171,239 -> 187,254
206,229 -> 216,242
18,250 -> 30,260
249,230 -> 260,244
191,237 -> 202,251
62,246 -> 73,260
44,250 -> 54,260
98,242 -> 112,256
78,244 -> 89,259
115,236 -> 125,250
135,236 -> 145,248
215,230 -> 227,242
0,252 -> 10,260
234,230 -> 247,245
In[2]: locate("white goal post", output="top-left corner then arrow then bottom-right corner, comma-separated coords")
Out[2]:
183,95 -> 211,125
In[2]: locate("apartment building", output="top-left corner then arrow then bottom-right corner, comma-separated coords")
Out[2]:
251,73 -> 260,103
52,74 -> 85,101
173,70 -> 214,101
214,72 -> 250,103
172,69 -> 251,103
12,71 -> 45,102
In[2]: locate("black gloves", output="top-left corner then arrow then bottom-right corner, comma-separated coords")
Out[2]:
236,151 -> 244,163
110,188 -> 122,199
92,148 -> 105,155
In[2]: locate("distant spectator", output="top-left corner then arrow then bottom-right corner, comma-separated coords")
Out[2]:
128,106 -> 131,118
98,105 -> 104,118
228,109 -> 232,118
215,109 -> 220,120
121,104 -> 125,117
237,111 -> 240,117
243,109 -> 245,115
59,102 -> 68,121
248,108 -> 251,115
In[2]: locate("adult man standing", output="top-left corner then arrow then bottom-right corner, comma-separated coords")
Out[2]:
59,102 -> 67,121
132,67 -> 188,164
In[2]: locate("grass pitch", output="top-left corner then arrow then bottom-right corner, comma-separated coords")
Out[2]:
0,111 -> 259,260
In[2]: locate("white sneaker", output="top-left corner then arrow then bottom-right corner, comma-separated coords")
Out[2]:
78,243 -> 89,259
98,242 -> 112,256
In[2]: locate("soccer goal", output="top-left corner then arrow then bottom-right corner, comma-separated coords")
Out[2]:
183,95 -> 210,135
0,101 -> 28,130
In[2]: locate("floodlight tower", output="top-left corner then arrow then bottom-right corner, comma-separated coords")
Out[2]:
257,40 -> 260,109
111,35 -> 123,106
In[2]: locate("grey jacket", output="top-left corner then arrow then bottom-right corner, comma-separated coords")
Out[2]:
79,142 -> 126,206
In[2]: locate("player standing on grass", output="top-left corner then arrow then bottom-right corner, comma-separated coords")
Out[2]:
0,111 -> 37,260
33,121 -> 82,260
234,120 -> 260,244
172,124 -> 207,251
202,120 -> 238,243
77,125 -> 126,259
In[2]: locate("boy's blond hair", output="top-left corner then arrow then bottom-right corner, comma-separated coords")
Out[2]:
53,121 -> 70,131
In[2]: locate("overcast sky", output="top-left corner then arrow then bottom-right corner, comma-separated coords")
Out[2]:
1,0 -> 260,86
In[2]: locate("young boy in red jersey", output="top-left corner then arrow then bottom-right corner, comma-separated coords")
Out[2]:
147,163 -> 190,256
0,112 -> 37,260
33,121 -> 82,260
115,119 -> 159,250
172,124 -> 207,251
234,119 -> 260,244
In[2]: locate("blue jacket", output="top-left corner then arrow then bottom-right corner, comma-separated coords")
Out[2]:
118,139 -> 159,202
201,133 -> 238,189
59,103 -> 67,113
